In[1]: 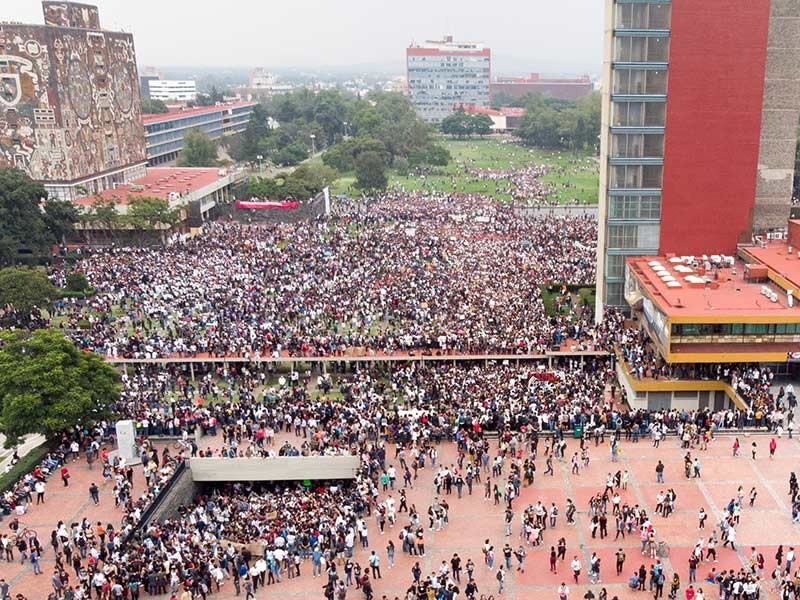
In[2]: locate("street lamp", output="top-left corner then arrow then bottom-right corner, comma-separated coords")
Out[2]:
310,134 -> 316,155
256,154 -> 264,176
343,121 -> 350,138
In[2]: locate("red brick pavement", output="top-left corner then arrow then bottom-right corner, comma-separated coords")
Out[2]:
3,432 -> 799,599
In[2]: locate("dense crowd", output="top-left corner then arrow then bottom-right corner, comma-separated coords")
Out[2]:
51,194 -> 597,359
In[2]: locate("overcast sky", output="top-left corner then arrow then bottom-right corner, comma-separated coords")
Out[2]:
6,0 -> 604,74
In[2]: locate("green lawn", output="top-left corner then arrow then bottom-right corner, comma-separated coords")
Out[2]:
328,137 -> 599,204
0,443 -> 50,494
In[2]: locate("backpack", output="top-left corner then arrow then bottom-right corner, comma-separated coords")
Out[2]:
496,570 -> 503,581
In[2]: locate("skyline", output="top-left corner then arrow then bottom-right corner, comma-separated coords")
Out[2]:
4,0 -> 604,75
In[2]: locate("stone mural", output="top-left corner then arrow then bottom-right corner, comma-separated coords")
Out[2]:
0,3 -> 145,184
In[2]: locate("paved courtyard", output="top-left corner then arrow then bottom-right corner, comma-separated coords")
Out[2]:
2,431 -> 800,599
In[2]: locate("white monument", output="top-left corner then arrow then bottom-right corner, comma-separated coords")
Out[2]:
115,419 -> 139,464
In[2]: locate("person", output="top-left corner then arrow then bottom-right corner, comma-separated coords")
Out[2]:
88,483 -> 99,505
656,461 -> 665,484
751,441 -> 757,460
558,582 -> 570,600
732,438 -> 739,457
629,572 -> 640,590
571,556 -> 581,583
385,540 -> 394,570
769,437 -> 777,459
615,548 -> 626,575
368,551 -> 380,579
514,545 -> 526,573
465,578 -> 479,600
698,508 -> 707,530
684,584 -> 695,600
496,564 -> 505,594
669,573 -> 681,600
60,466 -> 70,487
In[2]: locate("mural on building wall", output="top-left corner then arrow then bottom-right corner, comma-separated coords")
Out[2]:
0,15 -> 145,183
42,2 -> 100,30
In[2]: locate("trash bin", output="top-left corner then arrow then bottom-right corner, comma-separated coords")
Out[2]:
573,425 -> 583,439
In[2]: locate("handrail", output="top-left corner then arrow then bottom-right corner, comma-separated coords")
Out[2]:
119,459 -> 186,550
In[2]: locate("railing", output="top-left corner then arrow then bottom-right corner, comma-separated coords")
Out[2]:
118,460 -> 186,550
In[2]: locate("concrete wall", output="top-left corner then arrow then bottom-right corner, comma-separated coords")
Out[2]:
147,463 -> 198,523
189,456 -> 361,482
753,0 -> 800,229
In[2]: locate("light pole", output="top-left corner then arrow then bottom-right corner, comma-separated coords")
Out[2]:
256,154 -> 263,177
343,121 -> 350,138
310,134 -> 316,155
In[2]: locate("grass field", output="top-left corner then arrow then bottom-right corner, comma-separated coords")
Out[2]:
329,137 -> 599,204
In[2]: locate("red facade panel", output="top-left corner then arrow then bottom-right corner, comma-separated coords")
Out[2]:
658,0 -> 771,255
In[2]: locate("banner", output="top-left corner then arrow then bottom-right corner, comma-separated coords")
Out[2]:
235,199 -> 299,211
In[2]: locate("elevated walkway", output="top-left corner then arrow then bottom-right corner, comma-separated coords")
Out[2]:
615,347 -> 748,411
188,455 -> 361,482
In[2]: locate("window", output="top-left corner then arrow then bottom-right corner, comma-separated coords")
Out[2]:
614,3 -> 670,29
609,195 -> 661,220
606,254 -> 626,279
614,36 -> 670,62
612,101 -> 666,127
611,133 -> 664,158
610,165 -> 663,189
607,224 -> 659,250
612,69 -> 667,95
606,282 -> 625,306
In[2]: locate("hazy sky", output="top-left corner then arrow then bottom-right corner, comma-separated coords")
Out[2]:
6,0 -> 603,74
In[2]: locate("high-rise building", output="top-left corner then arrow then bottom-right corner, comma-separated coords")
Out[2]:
406,35 -> 491,123
596,0 -> 800,316
147,79 -> 198,102
0,1 -> 147,201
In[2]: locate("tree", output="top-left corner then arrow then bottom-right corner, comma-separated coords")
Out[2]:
126,197 -> 180,232
273,142 -> 308,166
441,110 -> 474,138
65,272 -> 89,292
177,129 -> 219,167
85,198 -> 124,240
472,114 -> 494,136
0,267 -> 56,322
238,104 -> 271,162
140,98 -> 169,114
0,329 -> 120,446
289,164 -> 339,195
354,151 -> 388,190
0,169 -> 76,266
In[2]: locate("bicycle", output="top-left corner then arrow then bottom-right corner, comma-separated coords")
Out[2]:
173,438 -> 191,451
656,541 -> 670,558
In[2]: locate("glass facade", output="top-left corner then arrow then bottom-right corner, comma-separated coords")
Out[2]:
602,0 -> 671,307
407,50 -> 491,123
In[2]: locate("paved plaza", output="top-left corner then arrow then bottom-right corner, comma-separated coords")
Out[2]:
2,431 -> 800,599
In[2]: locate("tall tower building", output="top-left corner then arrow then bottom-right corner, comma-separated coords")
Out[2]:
0,1 -> 146,201
596,0 -> 800,316
406,35 -> 491,123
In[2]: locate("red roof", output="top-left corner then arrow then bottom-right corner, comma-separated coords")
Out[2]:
627,254 -> 800,319
142,101 -> 257,126
73,168 -> 229,206
457,104 -> 524,118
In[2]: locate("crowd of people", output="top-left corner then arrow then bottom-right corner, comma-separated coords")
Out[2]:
1,191 -> 797,600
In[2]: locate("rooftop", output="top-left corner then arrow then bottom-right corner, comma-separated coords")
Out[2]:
141,101 -> 257,126
626,253 -> 800,320
73,167 -> 229,207
740,239 -> 800,293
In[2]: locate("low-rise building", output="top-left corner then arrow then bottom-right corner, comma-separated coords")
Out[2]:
492,73 -> 593,101
143,101 -> 257,165
618,222 -> 800,410
147,79 -> 197,102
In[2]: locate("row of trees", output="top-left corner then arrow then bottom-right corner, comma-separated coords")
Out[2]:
0,266 -> 120,447
231,89 -> 450,190
515,92 -> 602,151
440,109 -> 494,138
246,163 -> 339,200
0,169 -> 77,267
